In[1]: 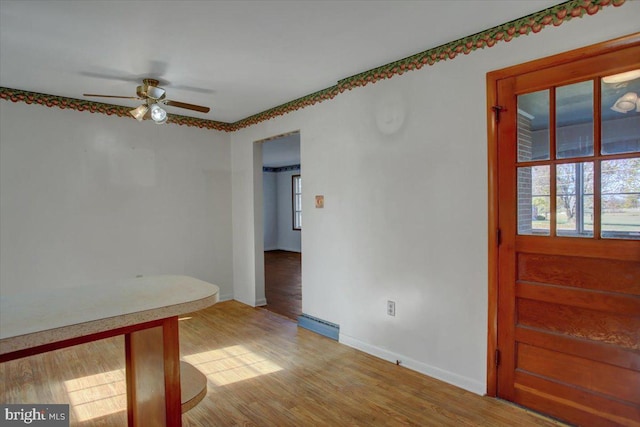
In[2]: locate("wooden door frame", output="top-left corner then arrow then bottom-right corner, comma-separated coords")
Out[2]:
485,32 -> 640,397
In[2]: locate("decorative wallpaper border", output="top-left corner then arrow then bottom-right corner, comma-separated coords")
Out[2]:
0,88 -> 233,131
0,0 -> 626,133
231,0 -> 626,130
335,0 -> 627,91
255,130 -> 300,144
263,164 -> 301,173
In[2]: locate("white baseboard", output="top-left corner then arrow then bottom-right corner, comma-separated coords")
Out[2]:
264,246 -> 302,253
230,297 -> 267,307
264,247 -> 301,253
218,293 -> 234,302
339,333 -> 486,395
276,246 -> 301,253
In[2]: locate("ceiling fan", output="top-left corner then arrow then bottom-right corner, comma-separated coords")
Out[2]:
83,78 -> 211,124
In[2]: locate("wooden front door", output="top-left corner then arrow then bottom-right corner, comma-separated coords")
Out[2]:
489,35 -> 640,426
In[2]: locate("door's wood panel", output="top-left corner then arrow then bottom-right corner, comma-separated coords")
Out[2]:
518,253 -> 640,294
517,343 -> 640,403
514,371 -> 640,427
516,281 -> 640,314
515,235 -> 640,262
515,327 -> 640,371
517,298 -> 640,350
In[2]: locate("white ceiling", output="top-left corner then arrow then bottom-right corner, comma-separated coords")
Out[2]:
0,0 -> 561,123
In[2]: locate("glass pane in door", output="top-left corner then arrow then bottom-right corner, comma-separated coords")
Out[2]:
557,81 -> 594,159
518,90 -> 550,162
518,165 -> 550,235
556,162 -> 594,237
601,158 -> 640,239
601,70 -> 640,155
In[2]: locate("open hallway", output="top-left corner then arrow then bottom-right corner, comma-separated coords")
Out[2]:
264,250 -> 302,320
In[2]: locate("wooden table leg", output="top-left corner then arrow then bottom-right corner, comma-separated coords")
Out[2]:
125,317 -> 182,427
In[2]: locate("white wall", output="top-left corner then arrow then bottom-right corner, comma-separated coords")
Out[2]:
277,169 -> 302,252
263,171 -> 278,250
230,4 -> 640,394
263,169 -> 302,252
0,102 -> 234,300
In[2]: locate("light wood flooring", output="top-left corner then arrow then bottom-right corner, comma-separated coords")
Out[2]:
264,250 -> 301,320
0,301 -> 567,426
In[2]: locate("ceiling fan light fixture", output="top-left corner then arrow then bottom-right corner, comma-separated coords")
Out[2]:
611,92 -> 638,113
150,103 -> 167,123
84,78 -> 209,121
602,69 -> 640,84
130,105 -> 148,121
146,86 -> 166,101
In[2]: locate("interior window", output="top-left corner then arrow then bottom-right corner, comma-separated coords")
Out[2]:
292,175 -> 302,230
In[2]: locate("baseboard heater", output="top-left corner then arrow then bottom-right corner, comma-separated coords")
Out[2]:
297,314 -> 339,341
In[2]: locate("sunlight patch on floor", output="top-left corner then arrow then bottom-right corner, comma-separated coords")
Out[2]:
183,344 -> 283,387
63,369 -> 126,422
62,345 -> 282,420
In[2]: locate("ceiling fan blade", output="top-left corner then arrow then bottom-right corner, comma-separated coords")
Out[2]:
164,100 -> 210,113
84,94 -> 142,100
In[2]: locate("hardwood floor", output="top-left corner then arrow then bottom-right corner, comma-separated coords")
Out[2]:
264,250 -> 301,320
0,301 -> 567,426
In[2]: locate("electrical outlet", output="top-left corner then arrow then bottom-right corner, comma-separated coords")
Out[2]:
387,300 -> 396,316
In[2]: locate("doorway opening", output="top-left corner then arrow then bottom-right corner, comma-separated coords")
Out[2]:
261,132 -> 302,320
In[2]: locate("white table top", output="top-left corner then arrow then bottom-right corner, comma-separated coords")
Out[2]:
0,275 -> 219,356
